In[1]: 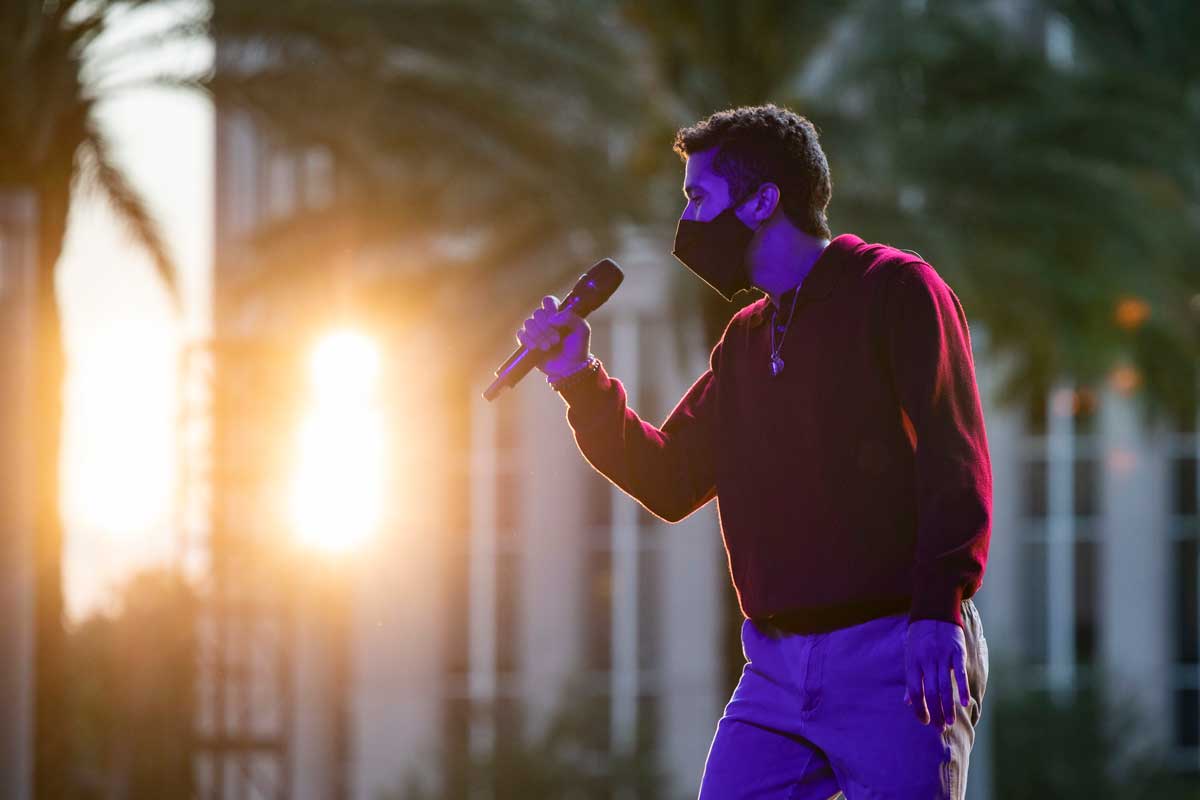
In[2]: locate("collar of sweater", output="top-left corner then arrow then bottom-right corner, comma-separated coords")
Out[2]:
747,233 -> 861,327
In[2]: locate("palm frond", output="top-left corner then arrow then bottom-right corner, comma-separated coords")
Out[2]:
80,119 -> 180,310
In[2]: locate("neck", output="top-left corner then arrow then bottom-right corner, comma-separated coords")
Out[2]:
747,223 -> 831,308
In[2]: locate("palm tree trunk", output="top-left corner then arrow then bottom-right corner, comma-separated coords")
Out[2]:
32,177 -> 72,800
0,189 -> 39,800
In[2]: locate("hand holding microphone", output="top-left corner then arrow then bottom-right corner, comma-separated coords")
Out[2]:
482,258 -> 622,401
516,296 -> 592,379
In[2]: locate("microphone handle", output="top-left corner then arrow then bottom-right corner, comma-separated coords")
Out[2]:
482,294 -> 586,402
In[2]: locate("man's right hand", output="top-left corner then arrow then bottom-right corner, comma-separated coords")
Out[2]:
516,295 -> 592,379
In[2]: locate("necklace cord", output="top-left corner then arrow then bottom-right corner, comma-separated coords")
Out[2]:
770,284 -> 803,359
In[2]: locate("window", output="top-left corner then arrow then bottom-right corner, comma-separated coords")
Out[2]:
1018,383 -> 1103,683
302,146 -> 335,209
1168,383 -> 1200,760
631,692 -> 661,795
585,471 -> 614,529
1174,537 -> 1198,666
1044,12 -> 1075,69
495,467 -> 521,539
493,694 -> 524,777
1075,455 -> 1101,666
494,396 -> 522,673
442,391 -> 474,679
496,550 -> 521,673
443,532 -> 470,675
448,385 -> 526,796
440,696 -> 471,800
638,544 -> 661,672
1073,537 -> 1100,665
1023,457 -> 1048,518
575,313 -> 675,770
265,150 -> 297,220
1173,456 -> 1198,517
584,544 -> 613,672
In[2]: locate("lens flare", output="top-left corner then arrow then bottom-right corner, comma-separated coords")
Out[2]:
289,330 -> 385,550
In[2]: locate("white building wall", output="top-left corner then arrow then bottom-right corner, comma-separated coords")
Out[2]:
1101,387 -> 1172,747
518,359 -> 590,735
351,326 -> 460,800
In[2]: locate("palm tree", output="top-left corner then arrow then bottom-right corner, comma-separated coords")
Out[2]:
1038,0 -> 1200,423
0,2 -> 640,790
612,0 -> 1197,422
197,0 -> 647,371
0,3 -> 180,796
828,0 -> 1198,422
154,3 -> 649,795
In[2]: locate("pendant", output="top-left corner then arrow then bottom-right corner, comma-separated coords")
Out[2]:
770,353 -> 785,377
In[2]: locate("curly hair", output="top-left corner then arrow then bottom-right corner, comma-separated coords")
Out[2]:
673,103 -> 832,239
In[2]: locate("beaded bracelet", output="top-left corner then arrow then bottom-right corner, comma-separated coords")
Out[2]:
548,356 -> 600,392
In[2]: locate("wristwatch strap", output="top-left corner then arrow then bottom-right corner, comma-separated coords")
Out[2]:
547,356 -> 600,392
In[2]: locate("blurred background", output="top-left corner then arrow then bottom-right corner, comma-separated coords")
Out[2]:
1,0 -> 1199,798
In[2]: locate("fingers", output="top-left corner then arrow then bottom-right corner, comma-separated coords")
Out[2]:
938,663 -> 955,729
517,323 -> 559,352
906,663 -> 955,728
543,294 -> 584,331
515,328 -> 538,351
550,307 -> 580,326
516,295 -> 564,351
904,620 -> 971,730
904,659 -> 926,725
922,670 -> 939,727
951,646 -> 970,708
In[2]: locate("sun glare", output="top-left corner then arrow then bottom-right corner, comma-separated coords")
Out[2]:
65,321 -> 174,540
289,331 -> 386,551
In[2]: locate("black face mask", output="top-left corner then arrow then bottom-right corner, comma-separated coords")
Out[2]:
671,194 -> 759,302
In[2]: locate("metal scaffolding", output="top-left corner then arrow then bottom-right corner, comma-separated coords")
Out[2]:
183,338 -> 297,800
182,334 -> 353,800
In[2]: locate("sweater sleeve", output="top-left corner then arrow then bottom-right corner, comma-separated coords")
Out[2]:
553,342 -> 721,523
886,262 -> 993,629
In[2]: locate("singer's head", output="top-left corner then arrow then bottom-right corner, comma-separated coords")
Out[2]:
673,104 -> 833,305
674,104 -> 832,237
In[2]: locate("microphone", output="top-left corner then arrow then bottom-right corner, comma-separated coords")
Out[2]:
482,258 -> 623,401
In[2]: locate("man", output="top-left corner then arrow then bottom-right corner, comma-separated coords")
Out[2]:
516,104 -> 991,799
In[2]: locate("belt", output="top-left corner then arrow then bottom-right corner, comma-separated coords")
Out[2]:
752,594 -> 913,637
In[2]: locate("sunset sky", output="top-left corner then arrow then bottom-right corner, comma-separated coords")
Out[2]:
58,5 -> 212,619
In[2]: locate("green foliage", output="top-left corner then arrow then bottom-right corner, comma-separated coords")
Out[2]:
0,0 -> 182,293
830,0 -> 1200,423
205,0 -> 647,374
611,0 -> 1200,420
2,9 -> 187,786
991,678 -> 1194,799
386,674 -> 668,800
67,569 -> 199,799
204,0 -> 1200,415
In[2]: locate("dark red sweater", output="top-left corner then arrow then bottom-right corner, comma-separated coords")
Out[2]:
556,233 -> 992,632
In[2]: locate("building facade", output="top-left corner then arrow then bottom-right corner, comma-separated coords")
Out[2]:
208,19 -> 1200,799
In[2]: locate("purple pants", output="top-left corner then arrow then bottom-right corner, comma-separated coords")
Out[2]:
698,599 -> 988,800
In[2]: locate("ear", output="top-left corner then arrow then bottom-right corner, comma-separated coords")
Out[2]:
747,182 -> 781,223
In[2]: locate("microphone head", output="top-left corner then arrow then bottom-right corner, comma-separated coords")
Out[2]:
565,258 -> 623,316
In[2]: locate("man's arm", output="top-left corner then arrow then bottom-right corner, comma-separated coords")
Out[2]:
887,260 -> 992,729
553,341 -> 722,524
886,261 -> 993,629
